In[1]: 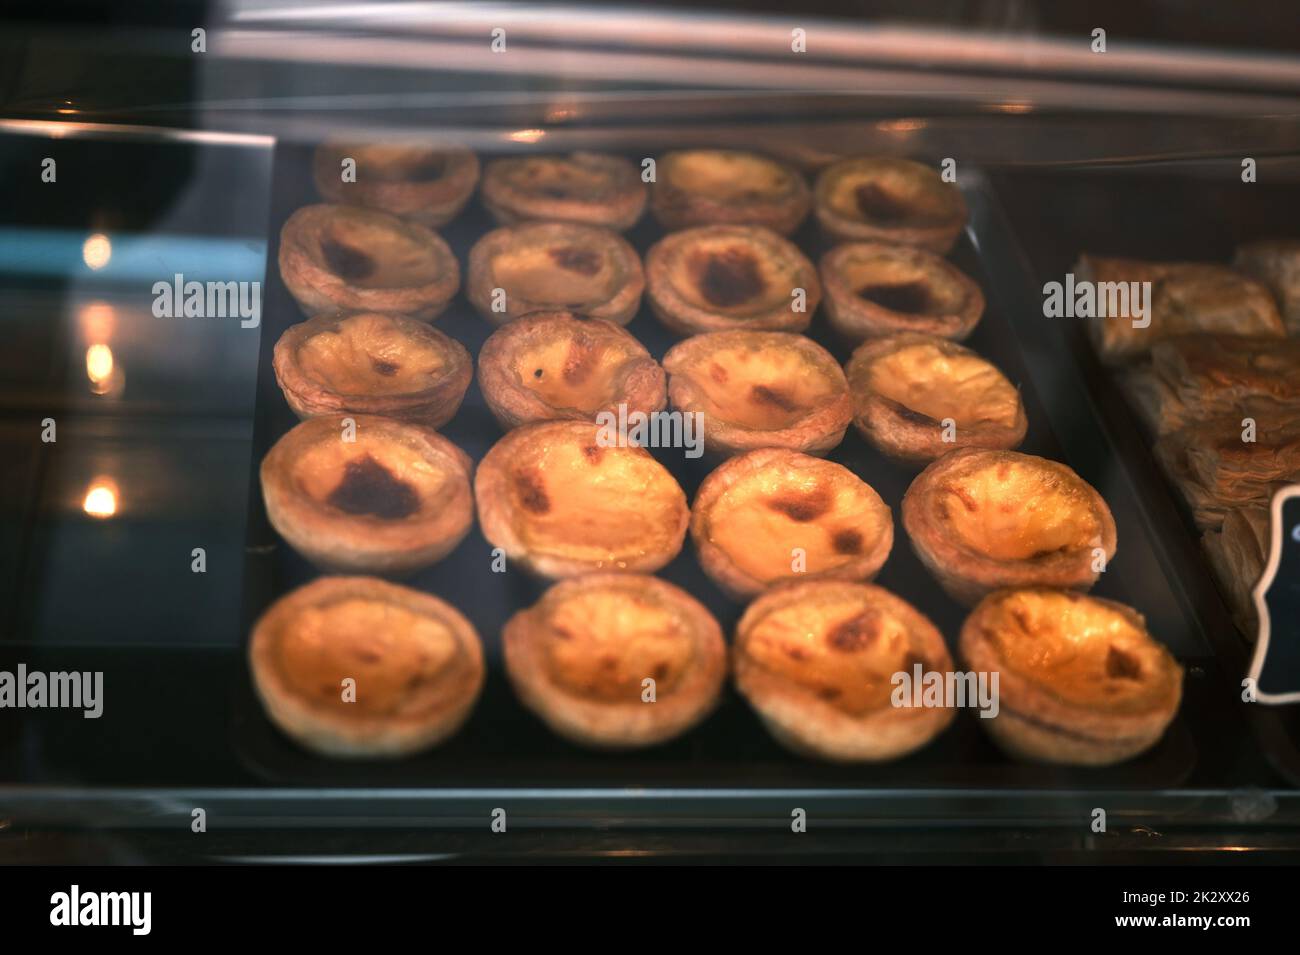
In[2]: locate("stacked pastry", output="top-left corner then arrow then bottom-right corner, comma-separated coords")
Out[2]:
1087,242 -> 1300,636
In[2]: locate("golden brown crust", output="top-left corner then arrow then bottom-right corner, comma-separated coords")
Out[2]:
466,221 -> 644,326
651,149 -> 811,235
960,588 -> 1182,766
813,157 -> 967,252
821,242 -> 984,341
1234,238 -> 1300,334
1076,255 -> 1285,364
690,448 -> 893,598
273,311 -> 472,428
845,333 -> 1026,462
477,309 -> 665,430
503,574 -> 726,748
902,448 -> 1117,605
663,330 -> 851,456
474,419 -> 688,578
260,415 -> 474,575
249,576 -> 484,758
312,142 -> 480,228
480,152 -> 647,231
645,225 -> 819,335
278,204 -> 460,321
734,580 -> 955,762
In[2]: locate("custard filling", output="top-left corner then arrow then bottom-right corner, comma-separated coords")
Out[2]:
977,591 -> 1177,713
314,217 -> 442,288
539,589 -> 695,700
672,237 -> 797,312
350,145 -> 450,182
684,345 -> 838,429
499,157 -> 620,200
745,594 -> 927,716
666,151 -> 792,200
512,335 -> 633,411
292,438 -> 458,520
825,167 -> 958,227
937,462 -> 1101,561
866,345 -> 1019,427
703,462 -> 888,581
276,598 -> 460,717
836,255 -> 966,314
297,314 -> 449,396
507,439 -> 683,566
491,244 -> 617,306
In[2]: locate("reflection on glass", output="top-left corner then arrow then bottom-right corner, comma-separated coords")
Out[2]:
82,477 -> 119,519
510,129 -> 546,144
82,233 -> 112,270
85,344 -> 114,392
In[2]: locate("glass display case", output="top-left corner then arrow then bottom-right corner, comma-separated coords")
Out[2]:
2,0 -> 1300,865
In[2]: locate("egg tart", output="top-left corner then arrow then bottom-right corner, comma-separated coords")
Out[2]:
814,157 -> 968,252
646,225 -> 820,335
477,309 -> 666,430
734,580 -> 955,762
691,449 -> 893,599
261,415 -> 474,575
960,588 -> 1183,766
651,149 -> 811,235
475,419 -> 688,578
503,574 -> 726,748
821,243 -> 984,341
663,330 -> 851,456
481,152 -> 647,231
902,448 -> 1117,606
1235,239 -> 1300,334
846,333 -> 1026,463
279,204 -> 460,321
273,312 -> 472,428
312,142 -> 480,228
249,576 -> 484,758
466,221 -> 644,326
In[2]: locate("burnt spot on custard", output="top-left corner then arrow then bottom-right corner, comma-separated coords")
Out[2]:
832,529 -> 863,555
768,487 -> 831,522
854,182 -> 911,222
326,454 -> 421,520
857,280 -> 932,314
692,247 -> 766,307
562,337 -> 599,385
550,246 -> 602,276
581,444 -> 604,464
403,154 -> 448,182
1106,645 -> 1143,681
749,384 -> 798,412
827,608 -> 882,652
514,469 -> 551,514
371,358 -> 400,377
320,235 -> 377,282
708,363 -> 728,385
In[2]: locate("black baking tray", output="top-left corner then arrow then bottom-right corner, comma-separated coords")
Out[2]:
226,142 -> 1269,818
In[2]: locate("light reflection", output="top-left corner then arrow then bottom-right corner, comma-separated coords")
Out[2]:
509,128 -> 546,144
85,344 -> 115,394
82,233 -> 112,270
83,477 -> 119,519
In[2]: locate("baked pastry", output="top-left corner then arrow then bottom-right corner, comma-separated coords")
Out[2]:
1235,239 -> 1300,334
475,419 -> 688,578
663,330 -> 851,456
503,574 -> 726,748
273,311 -> 472,428
645,225 -> 819,335
813,157 -> 967,252
734,580 -> 956,762
845,333 -> 1026,462
279,204 -> 459,321
477,309 -> 665,430
1154,404 -> 1300,530
480,152 -> 646,231
466,221 -> 643,326
902,448 -> 1117,605
1122,335 -> 1300,435
249,576 -> 484,757
312,142 -> 480,228
651,149 -> 811,235
261,414 -> 474,575
1202,506 -> 1270,637
690,448 -> 893,598
821,243 -> 984,341
1075,255 -> 1284,364
960,588 -> 1183,766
